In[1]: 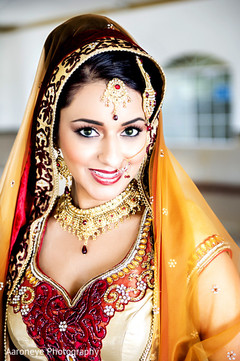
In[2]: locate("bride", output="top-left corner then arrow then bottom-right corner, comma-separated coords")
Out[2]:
0,13 -> 240,361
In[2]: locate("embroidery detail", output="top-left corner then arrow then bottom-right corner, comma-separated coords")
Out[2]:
160,149 -> 164,157
6,219 -> 43,298
190,330 -> 199,339
168,259 -> 177,268
9,281 -> 35,314
104,250 -> 153,312
10,280 -> 109,360
11,180 -> 15,187
152,306 -> 160,314
105,216 -> 152,285
107,23 -> 115,30
104,268 -> 153,311
8,215 -> 153,360
211,285 -> 221,294
21,304 -> 30,316
104,305 -> 115,316
227,351 -> 236,360
162,208 -> 168,215
59,320 -> 68,332
0,282 -> 4,291
137,280 -> 147,291
66,355 -> 76,361
188,235 -> 231,281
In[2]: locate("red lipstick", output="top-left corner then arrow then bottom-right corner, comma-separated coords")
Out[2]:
89,168 -> 123,185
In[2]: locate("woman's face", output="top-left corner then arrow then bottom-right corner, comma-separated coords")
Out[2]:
58,80 -> 147,208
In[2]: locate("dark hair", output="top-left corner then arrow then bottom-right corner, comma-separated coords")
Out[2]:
54,52 -> 148,140
59,52 -> 146,109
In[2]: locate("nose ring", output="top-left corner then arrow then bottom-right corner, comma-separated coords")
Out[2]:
119,160 -> 131,179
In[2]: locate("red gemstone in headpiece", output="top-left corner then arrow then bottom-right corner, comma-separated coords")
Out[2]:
113,115 -> 118,120
115,84 -> 120,89
82,245 -> 87,254
83,220 -> 87,225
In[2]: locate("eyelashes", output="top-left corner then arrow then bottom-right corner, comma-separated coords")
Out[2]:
74,127 -> 99,138
121,126 -> 143,137
74,125 -> 144,138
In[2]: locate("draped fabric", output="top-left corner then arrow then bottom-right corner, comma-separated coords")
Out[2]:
0,13 -> 240,361
149,113 -> 240,360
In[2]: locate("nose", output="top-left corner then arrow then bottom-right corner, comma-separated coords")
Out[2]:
98,134 -> 123,169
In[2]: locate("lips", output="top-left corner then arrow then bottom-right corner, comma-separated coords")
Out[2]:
89,168 -> 123,185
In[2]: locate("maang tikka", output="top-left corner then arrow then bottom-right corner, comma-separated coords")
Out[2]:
101,78 -> 131,120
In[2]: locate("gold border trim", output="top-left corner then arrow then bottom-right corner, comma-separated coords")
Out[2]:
187,235 -> 231,282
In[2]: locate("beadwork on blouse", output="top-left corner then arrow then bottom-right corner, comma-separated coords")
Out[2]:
7,211 -> 154,360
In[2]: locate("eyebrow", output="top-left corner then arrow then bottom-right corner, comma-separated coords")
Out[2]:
71,117 -> 146,126
122,118 -> 145,126
71,118 -> 103,126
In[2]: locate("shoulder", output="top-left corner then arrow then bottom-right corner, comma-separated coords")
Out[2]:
198,250 -> 240,337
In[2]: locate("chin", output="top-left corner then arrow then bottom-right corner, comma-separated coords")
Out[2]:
91,181 -> 129,200
87,179 -> 131,204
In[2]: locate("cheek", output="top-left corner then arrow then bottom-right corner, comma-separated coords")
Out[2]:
125,132 -> 147,165
129,143 -> 147,174
58,127 -> 93,167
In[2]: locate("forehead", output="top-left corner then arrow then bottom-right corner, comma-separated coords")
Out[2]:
60,80 -> 144,122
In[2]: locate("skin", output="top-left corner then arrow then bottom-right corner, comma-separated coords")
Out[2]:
38,80 -> 148,298
58,81 -> 147,209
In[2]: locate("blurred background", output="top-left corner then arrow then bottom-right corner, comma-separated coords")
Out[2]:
0,0 -> 239,242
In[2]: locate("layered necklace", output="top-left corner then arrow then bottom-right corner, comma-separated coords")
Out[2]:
54,179 -> 143,254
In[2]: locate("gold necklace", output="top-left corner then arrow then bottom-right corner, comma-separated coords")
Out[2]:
54,179 -> 142,254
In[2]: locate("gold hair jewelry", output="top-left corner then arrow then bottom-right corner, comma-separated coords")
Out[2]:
101,78 -> 131,120
54,179 -> 142,254
136,57 -> 156,121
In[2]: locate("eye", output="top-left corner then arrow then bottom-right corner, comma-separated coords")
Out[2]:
121,127 -> 142,137
76,127 -> 99,138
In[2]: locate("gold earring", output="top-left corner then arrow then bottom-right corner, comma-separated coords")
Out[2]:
56,150 -> 70,179
56,149 -> 72,193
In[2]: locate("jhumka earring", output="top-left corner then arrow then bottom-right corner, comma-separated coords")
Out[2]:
101,78 -> 131,120
56,149 -> 72,193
